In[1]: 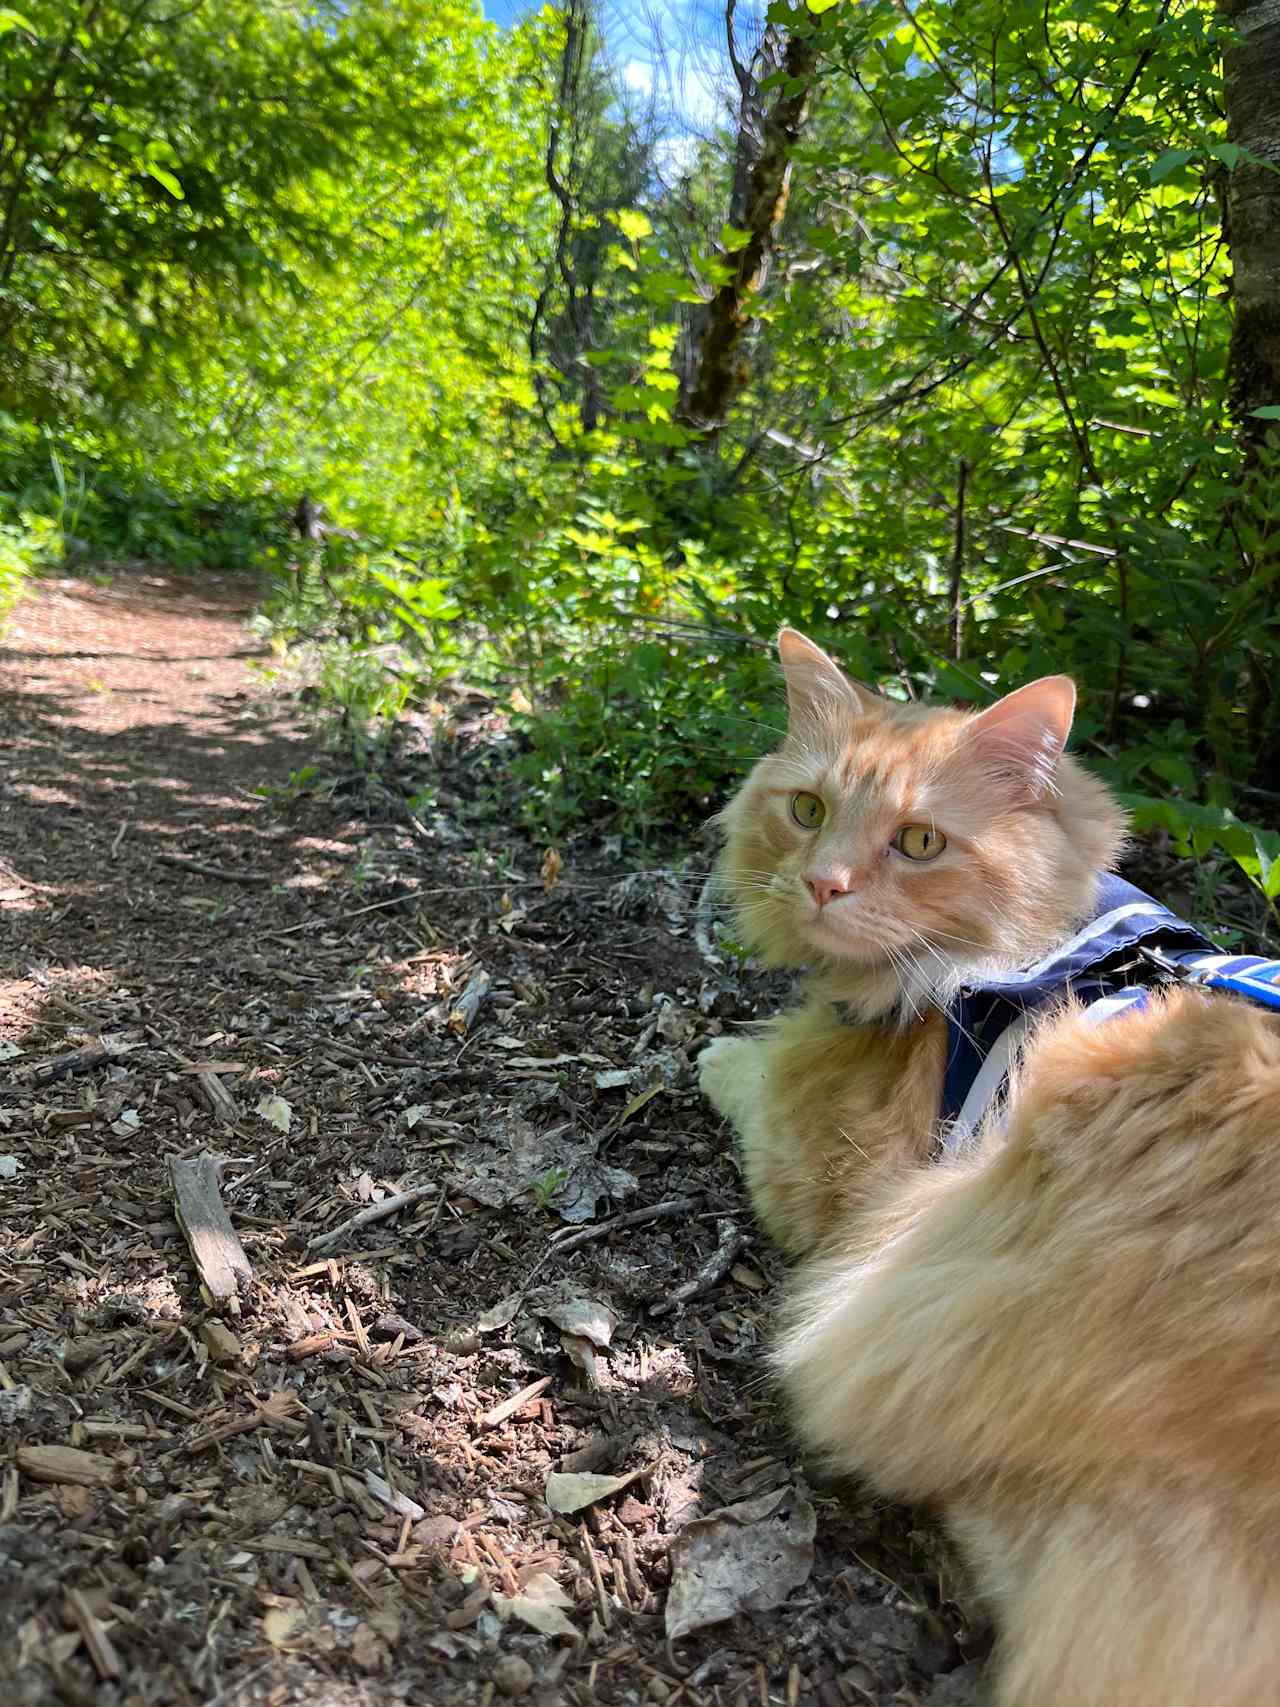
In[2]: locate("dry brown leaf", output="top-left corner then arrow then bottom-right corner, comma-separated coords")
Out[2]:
664,1484 -> 816,1643
493,1570 -> 577,1639
544,1468 -> 644,1516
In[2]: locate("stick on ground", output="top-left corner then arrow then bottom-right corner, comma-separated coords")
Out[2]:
307,1184 -> 439,1252
171,1153 -> 253,1307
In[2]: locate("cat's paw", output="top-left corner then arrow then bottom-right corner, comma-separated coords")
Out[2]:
698,1034 -> 767,1128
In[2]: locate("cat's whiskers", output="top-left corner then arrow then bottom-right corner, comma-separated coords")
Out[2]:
882,941 -> 925,1024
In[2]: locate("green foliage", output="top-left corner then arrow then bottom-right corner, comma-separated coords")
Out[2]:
1,0 -> 1277,931
0,498 -> 57,619
509,641 -> 782,841
1119,794 -> 1280,908
531,1167 -> 571,1211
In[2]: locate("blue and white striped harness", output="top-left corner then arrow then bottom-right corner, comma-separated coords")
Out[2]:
941,873 -> 1280,1146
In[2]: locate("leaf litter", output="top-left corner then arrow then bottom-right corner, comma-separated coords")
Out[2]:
0,569 -> 986,1707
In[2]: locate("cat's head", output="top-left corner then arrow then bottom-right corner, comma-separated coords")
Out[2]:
717,630 -> 1127,1007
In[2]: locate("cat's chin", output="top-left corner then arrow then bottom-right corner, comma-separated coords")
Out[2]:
802,912 -> 888,967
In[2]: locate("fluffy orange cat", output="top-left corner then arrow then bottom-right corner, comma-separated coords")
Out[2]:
699,627 -> 1280,1706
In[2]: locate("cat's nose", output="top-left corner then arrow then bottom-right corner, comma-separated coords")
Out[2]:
806,873 -> 849,907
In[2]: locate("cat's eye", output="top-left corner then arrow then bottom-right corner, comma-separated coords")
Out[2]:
790,792 -> 826,830
893,824 -> 947,861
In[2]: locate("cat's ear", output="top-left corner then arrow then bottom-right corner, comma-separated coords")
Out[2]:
778,628 -> 877,728
962,675 -> 1076,802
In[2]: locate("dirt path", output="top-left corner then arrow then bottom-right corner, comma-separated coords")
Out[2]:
0,569 -> 979,1707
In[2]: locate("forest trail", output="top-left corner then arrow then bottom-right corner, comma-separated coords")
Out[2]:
0,569 -> 980,1707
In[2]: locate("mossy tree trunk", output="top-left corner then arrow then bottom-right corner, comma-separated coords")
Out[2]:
677,8 -> 821,441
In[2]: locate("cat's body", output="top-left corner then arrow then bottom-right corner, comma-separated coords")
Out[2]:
699,629 -> 1280,1705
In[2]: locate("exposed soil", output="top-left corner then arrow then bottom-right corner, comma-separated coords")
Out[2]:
0,570 -> 984,1707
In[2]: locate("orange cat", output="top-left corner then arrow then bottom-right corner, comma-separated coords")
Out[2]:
699,628 -> 1280,1706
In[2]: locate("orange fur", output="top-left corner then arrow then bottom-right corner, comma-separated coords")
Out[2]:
700,630 -> 1280,1704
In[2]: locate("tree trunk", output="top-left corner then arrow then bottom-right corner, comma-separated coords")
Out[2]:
1220,0 -> 1280,447
677,10 -> 820,439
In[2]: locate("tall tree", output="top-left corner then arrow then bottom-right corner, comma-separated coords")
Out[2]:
677,2 -> 822,439
1219,0 -> 1280,447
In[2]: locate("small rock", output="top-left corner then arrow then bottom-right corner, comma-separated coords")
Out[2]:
646,1678 -> 671,1703
371,1312 -> 424,1344
493,1654 -> 534,1697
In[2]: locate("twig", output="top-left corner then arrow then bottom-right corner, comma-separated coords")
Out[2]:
549,1196 -> 701,1255
27,1039 -> 130,1085
155,851 -> 270,885
650,1219 -> 745,1317
448,968 -> 491,1036
581,1524 -> 612,1630
479,1375 -> 552,1430
64,1589 -> 122,1681
307,1185 -> 439,1252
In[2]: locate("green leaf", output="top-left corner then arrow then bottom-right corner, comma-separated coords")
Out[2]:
1149,149 -> 1194,184
145,165 -> 184,200
1249,406 -> 1280,420
615,209 -> 652,242
0,8 -> 34,33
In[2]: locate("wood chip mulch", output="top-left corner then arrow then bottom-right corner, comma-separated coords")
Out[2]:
0,569 -> 984,1707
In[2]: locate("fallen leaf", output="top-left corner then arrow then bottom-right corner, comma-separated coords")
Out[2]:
526,1290 -> 617,1347
560,1333 -> 599,1387
256,1094 -> 292,1133
541,847 -> 563,893
493,1570 -> 578,1639
545,1468 -> 644,1515
263,1604 -> 307,1647
665,1484 -> 816,1642
476,1294 -> 523,1334
554,1159 -> 638,1224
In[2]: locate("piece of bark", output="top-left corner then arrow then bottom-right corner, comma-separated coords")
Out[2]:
448,968 -> 491,1035
62,1336 -> 117,1375
29,1040 -> 125,1086
195,1069 -> 240,1125
170,1154 -> 252,1305
16,1445 -> 117,1488
64,1589 -> 122,1681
